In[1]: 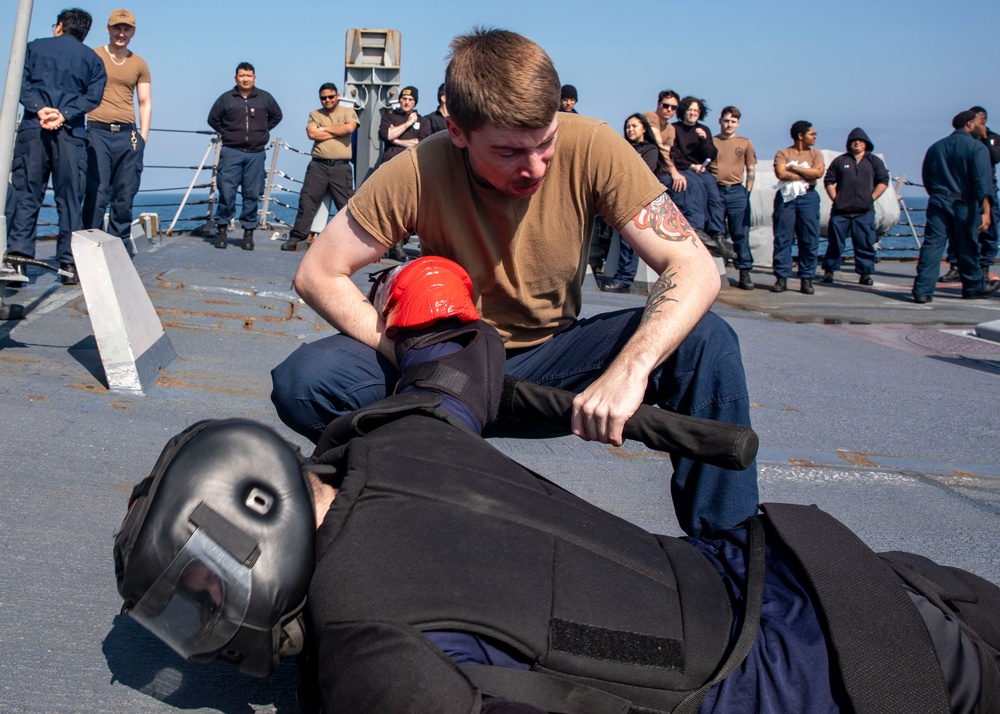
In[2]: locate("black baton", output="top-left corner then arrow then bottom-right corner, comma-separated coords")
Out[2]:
499,375 -> 758,471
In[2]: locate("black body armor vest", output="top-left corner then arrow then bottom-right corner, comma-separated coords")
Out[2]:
307,414 -> 735,713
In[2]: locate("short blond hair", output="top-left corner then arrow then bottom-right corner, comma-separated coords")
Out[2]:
445,28 -> 560,133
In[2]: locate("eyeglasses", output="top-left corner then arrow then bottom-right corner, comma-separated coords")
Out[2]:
319,95 -> 338,101
661,103 -> 678,110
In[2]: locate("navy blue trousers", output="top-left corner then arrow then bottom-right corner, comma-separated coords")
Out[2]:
289,159 -> 354,242
609,233 -> 639,286
914,196 -> 984,298
718,184 -> 752,270
945,196 -> 999,269
5,127 -> 87,265
822,211 -> 878,275
662,170 -> 707,232
214,146 -> 266,230
270,309 -> 759,537
695,170 -> 725,235
83,127 -> 145,245
772,189 -> 820,279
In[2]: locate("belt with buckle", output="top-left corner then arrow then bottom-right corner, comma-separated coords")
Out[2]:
314,157 -> 350,166
89,121 -> 136,132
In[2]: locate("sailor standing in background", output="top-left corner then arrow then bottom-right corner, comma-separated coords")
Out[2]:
820,128 -> 889,287
771,121 -> 824,295
207,62 -> 283,251
4,8 -> 106,286
941,106 -> 1000,282
912,110 -> 998,302
280,84 -> 358,253
83,9 -> 151,257
711,106 -> 757,290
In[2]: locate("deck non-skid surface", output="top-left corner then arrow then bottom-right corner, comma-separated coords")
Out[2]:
1,234 -> 997,712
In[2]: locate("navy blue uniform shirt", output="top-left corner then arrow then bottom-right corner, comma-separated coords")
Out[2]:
19,34 -> 106,139
922,130 -> 992,204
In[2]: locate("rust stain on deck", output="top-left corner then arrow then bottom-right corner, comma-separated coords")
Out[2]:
837,451 -> 878,467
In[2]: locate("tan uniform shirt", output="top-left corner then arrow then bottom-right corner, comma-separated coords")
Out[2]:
348,113 -> 663,348
87,47 -> 150,124
309,104 -> 359,160
711,135 -> 757,186
774,147 -> 825,187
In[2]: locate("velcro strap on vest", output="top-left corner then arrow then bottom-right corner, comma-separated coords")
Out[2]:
759,503 -> 951,714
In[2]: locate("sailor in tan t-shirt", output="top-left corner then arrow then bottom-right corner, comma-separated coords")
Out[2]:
272,29 -> 759,538
83,8 -> 151,252
771,121 -> 825,294
282,83 -> 359,252
710,106 -> 757,289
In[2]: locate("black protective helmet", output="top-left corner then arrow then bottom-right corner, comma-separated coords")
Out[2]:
114,419 -> 315,677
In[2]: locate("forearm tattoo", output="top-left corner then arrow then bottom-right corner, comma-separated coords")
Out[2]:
746,165 -> 755,187
642,271 -> 678,322
632,193 -> 689,241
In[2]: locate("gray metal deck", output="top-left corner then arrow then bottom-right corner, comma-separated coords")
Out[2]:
1,232 -> 998,712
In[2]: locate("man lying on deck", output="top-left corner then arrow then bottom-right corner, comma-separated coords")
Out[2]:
115,258 -> 1000,714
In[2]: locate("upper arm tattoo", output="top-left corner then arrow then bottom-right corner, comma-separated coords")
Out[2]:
642,270 -> 679,322
632,193 -> 689,241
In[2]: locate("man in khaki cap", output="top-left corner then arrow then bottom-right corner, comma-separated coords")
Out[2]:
83,8 -> 152,257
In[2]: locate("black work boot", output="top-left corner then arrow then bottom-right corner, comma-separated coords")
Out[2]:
939,266 -> 960,283
737,270 -> 754,291
60,263 -> 79,286
242,229 -> 254,251
214,226 -> 227,249
800,278 -> 815,295
771,277 -> 787,293
821,271 -> 834,284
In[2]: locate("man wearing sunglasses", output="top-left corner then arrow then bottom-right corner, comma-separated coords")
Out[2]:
281,84 -> 359,252
644,90 -> 686,192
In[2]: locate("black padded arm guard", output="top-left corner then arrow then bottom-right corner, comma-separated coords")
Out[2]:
394,319 -> 506,430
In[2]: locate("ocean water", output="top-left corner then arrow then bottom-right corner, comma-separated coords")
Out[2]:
27,190 -> 929,259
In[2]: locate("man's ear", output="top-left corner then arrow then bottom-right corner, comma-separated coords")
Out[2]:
446,117 -> 469,149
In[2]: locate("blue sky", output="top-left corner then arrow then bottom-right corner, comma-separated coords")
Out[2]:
3,0 -> 999,195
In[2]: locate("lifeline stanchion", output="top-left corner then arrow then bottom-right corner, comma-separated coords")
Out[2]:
166,137 -> 219,236
257,138 -> 283,230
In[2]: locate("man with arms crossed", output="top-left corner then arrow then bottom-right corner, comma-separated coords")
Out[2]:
281,84 -> 358,252
83,8 -> 151,256
270,28 -> 758,537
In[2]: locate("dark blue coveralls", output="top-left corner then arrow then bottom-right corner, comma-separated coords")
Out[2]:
945,127 -> 1000,272
913,130 -> 993,299
5,34 -> 106,268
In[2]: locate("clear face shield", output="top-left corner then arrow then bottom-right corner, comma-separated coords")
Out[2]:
129,528 -> 252,661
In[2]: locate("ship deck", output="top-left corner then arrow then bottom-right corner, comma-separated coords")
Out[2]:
1,231 -> 998,712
